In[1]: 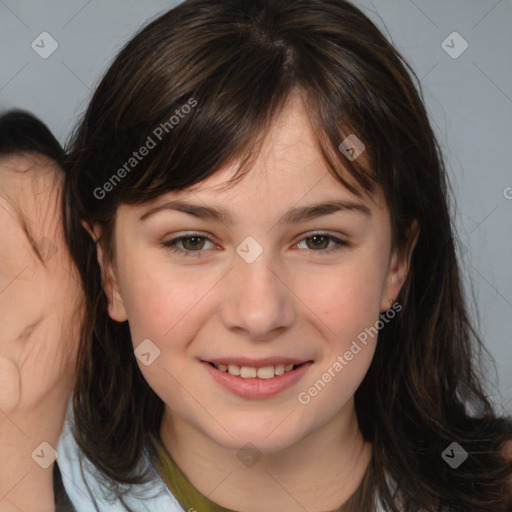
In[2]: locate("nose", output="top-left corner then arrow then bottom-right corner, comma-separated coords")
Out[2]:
219,250 -> 296,341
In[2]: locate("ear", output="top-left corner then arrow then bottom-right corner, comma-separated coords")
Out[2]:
81,220 -> 128,322
380,220 -> 419,312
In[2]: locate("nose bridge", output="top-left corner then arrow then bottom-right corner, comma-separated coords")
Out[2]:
221,241 -> 295,339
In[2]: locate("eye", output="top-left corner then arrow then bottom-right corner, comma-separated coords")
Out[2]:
161,231 -> 347,258
161,233 -> 216,257
295,232 -> 348,255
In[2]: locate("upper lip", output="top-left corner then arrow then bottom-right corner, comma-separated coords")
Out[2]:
203,357 -> 311,367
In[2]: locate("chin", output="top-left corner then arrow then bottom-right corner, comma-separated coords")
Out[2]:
206,416 -> 306,454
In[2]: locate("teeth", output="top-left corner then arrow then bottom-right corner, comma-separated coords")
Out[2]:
240,366 -> 257,378
212,362 -> 299,378
257,366 -> 275,379
227,364 -> 240,376
274,364 -> 285,376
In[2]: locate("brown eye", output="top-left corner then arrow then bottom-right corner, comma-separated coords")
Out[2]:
180,236 -> 206,251
305,234 -> 330,250
296,233 -> 348,255
161,234 -> 215,257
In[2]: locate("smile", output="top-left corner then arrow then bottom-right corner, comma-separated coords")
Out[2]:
208,362 -> 301,379
202,360 -> 312,399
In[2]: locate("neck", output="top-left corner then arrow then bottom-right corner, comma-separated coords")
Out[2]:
160,399 -> 372,512
0,386 -> 72,512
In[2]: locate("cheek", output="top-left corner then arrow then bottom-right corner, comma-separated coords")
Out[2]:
0,357 -> 21,411
119,253 -> 218,348
295,265 -> 384,420
122,268 -> 216,421
302,255 -> 388,346
0,264 -> 45,344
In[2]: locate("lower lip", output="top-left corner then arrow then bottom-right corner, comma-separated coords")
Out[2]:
202,361 -> 312,399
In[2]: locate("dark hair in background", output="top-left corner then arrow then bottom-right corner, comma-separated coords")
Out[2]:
63,0 -> 512,510
0,109 -> 65,166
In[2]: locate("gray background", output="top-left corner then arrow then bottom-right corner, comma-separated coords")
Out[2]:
1,0 -> 511,411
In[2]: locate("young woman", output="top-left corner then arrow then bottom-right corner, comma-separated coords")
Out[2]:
58,0 -> 512,510
0,110 -> 82,512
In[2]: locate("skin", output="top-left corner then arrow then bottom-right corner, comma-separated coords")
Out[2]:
0,153 -> 83,512
91,92 -> 418,512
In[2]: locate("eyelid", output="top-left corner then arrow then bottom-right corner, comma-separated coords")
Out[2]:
161,230 -> 348,257
293,231 -> 348,255
166,231 -> 218,245
294,230 -> 348,244
160,231 -> 218,258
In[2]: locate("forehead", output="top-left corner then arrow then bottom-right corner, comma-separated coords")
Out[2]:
129,94 -> 386,220
0,153 -> 63,217
0,153 -> 63,272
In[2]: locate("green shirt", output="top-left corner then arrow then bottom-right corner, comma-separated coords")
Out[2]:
147,433 -> 378,512
148,433 -> 239,512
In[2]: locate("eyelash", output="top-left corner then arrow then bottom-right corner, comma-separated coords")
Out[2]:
161,232 -> 348,258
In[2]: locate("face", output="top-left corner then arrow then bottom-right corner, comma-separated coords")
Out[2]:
98,94 -> 413,453
0,153 -> 83,411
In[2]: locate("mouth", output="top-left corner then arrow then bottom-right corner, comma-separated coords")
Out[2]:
206,361 -> 306,379
201,359 -> 313,398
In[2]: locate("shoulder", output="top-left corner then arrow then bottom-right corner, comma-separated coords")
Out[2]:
57,399 -> 184,511
57,414 -> 123,511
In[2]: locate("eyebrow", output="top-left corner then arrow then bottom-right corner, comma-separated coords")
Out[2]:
139,199 -> 371,224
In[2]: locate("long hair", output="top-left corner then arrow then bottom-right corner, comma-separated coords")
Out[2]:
63,1 -> 512,510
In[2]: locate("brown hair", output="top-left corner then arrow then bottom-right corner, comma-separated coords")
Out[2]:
63,1 -> 512,510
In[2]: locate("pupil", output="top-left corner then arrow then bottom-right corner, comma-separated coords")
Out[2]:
310,235 -> 327,249
186,237 -> 202,249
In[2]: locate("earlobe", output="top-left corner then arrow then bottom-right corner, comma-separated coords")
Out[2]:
100,250 -> 128,322
381,220 -> 419,312
101,254 -> 129,323
81,220 -> 128,322
106,272 -> 129,323
81,220 -> 101,242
